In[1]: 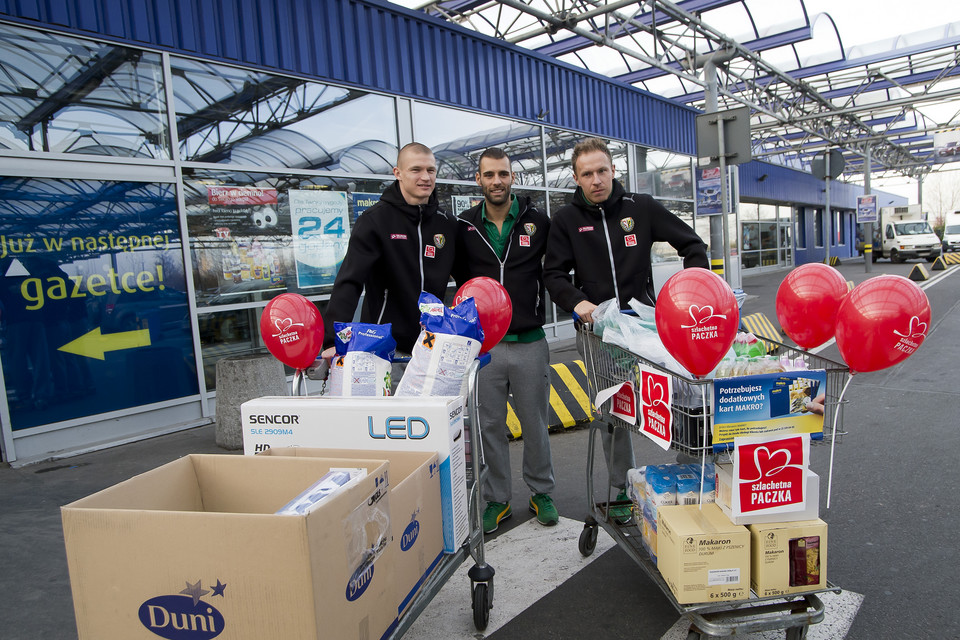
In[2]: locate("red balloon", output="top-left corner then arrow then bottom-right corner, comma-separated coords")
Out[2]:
835,275 -> 931,373
455,277 -> 512,354
654,268 -> 739,377
260,293 -> 324,370
775,263 -> 849,349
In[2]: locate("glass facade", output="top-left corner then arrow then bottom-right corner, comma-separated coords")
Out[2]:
0,19 -> 706,446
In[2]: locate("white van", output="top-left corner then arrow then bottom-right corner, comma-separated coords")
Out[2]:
942,211 -> 960,253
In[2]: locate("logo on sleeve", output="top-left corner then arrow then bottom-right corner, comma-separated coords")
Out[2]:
390,234 -> 407,240
625,234 -> 637,247
578,226 -> 594,233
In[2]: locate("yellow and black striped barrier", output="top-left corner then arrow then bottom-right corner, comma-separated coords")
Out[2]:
908,264 -> 929,281
931,256 -> 948,271
507,360 -> 592,438
824,256 -> 841,266
740,312 -> 781,354
942,252 -> 960,265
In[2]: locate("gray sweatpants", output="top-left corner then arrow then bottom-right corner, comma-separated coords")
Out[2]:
576,330 -> 635,490
478,338 -> 555,504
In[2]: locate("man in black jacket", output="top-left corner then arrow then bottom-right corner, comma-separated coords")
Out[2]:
455,147 -> 557,534
543,137 -> 708,520
322,143 -> 458,362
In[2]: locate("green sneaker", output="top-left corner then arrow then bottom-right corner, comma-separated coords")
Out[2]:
529,493 -> 559,527
609,489 -> 633,525
483,501 -> 512,534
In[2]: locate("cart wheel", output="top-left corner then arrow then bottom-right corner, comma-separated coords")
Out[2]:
472,582 -> 490,630
578,524 -> 598,557
785,624 -> 809,640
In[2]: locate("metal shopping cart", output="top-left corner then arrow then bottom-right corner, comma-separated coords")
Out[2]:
575,322 -> 850,639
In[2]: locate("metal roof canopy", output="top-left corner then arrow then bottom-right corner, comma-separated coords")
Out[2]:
414,0 -> 960,183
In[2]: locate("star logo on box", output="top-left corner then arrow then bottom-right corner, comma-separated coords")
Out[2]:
624,234 -> 637,247
138,578 -> 227,638
620,217 -> 634,232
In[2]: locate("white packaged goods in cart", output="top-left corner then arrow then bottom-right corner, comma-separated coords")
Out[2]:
241,395 -> 467,553
258,447 -> 443,618
61,454 -> 397,640
657,503 -> 751,604
749,519 -> 828,596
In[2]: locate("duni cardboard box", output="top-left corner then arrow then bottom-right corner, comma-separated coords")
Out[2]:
241,395 -> 467,553
259,447 -> 443,617
715,463 -> 821,526
61,454 -> 397,640
749,519 -> 828,597
657,503 -> 751,605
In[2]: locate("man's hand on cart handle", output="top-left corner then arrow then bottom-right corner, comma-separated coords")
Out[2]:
573,300 -> 598,324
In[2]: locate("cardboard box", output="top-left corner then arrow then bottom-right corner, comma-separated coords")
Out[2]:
260,447 -> 444,616
62,454 -> 397,640
657,503 -> 751,604
241,395 -> 467,553
749,519 -> 828,596
715,463 -> 820,525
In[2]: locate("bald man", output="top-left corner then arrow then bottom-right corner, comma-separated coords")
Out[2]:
323,143 -> 458,357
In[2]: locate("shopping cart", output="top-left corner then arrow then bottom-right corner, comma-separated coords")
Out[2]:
304,353 -> 495,634
575,322 -> 849,639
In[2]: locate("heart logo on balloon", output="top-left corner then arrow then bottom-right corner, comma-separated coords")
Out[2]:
893,316 -> 927,339
260,293 -> 324,370
835,275 -> 931,373
273,317 -> 301,335
682,304 -> 726,328
654,267 -> 738,377
775,263 -> 848,349
455,277 -> 513,354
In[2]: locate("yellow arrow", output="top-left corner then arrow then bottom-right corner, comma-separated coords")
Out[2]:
58,327 -> 152,360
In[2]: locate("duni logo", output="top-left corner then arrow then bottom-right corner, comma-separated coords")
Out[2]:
138,595 -> 225,639
401,519 -> 420,551
346,563 -> 375,601
247,414 -> 299,424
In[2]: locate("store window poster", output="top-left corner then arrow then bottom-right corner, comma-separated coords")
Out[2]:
290,189 -> 350,289
190,186 -> 289,300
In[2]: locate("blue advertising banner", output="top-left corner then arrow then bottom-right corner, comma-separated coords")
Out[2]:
0,178 -> 198,431
350,192 -> 381,219
712,370 -> 827,451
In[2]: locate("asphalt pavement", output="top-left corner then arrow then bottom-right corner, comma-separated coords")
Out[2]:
2,256 -> 958,639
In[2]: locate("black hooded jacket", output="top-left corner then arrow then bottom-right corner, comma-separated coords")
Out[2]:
454,196 -> 550,335
323,181 -> 458,352
543,180 -> 708,311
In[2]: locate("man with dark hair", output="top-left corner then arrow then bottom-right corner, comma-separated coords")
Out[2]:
323,142 -> 458,362
543,137 -> 708,520
455,147 -> 557,534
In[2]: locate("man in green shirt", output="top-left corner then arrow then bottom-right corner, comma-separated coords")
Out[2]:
455,148 -> 557,534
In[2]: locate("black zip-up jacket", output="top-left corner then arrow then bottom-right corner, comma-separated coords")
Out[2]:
543,180 -> 708,311
323,181 -> 458,353
454,196 -> 550,335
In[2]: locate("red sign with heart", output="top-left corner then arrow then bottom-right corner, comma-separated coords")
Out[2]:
640,368 -> 672,450
611,381 -> 636,424
733,434 -> 810,515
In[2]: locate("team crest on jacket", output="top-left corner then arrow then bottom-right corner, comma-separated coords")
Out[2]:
434,234 -> 446,249
524,223 -> 536,236
620,217 -> 634,232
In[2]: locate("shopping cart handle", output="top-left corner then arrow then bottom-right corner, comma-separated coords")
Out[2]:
478,352 -> 491,369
